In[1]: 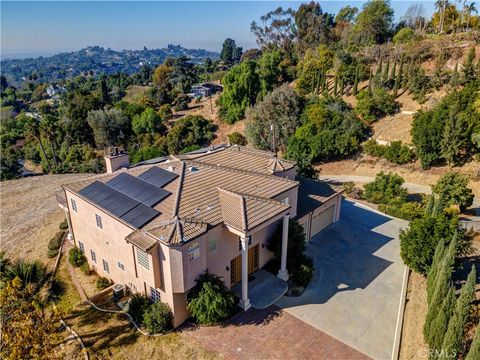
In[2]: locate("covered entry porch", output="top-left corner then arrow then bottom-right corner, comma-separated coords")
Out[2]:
231,270 -> 288,309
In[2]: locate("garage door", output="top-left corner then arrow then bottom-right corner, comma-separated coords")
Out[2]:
310,205 -> 335,238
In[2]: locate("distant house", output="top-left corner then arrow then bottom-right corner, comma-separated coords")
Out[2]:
191,82 -> 222,98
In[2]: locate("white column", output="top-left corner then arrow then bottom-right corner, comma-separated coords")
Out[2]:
277,214 -> 290,281
239,236 -> 251,311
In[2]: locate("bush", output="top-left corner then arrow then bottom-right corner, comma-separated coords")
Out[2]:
59,219 -> 68,230
378,201 -> 424,220
355,88 -> 399,122
432,173 -> 474,213
393,27 -> 418,44
128,294 -> 150,325
47,231 -> 64,258
291,255 -> 314,287
227,132 -> 247,146
143,302 -> 172,334
68,247 -> 86,267
363,172 -> 407,205
187,272 -> 236,325
96,276 -> 111,290
342,181 -> 362,199
363,139 -> 415,164
173,94 -> 190,111
166,115 -> 215,154
80,262 -> 92,275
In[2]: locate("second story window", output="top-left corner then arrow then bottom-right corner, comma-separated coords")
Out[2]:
90,249 -> 97,263
78,241 -> 84,253
188,243 -> 200,261
208,238 -> 217,252
102,259 -> 109,274
71,199 -> 77,212
95,214 -> 103,229
137,248 -> 149,270
118,261 -> 125,271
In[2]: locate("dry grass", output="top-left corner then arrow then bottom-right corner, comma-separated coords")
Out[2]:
123,85 -> 150,104
0,173 -> 96,262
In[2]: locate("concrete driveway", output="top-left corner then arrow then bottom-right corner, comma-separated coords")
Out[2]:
277,199 -> 408,360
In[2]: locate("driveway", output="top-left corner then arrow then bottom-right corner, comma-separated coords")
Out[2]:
277,199 -> 408,360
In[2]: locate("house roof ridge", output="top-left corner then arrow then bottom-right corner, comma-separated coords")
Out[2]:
185,159 -> 298,185
226,145 -> 296,165
216,187 -> 289,208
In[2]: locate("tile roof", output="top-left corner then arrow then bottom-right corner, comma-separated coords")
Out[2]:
193,145 -> 295,175
296,177 -> 344,219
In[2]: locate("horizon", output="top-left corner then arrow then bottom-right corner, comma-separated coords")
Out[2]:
1,1 -> 436,60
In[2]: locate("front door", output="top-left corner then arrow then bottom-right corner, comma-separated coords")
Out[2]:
231,244 -> 259,286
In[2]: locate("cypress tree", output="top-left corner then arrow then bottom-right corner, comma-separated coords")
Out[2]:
367,70 -> 372,93
465,319 -> 480,360
376,57 -> 383,76
441,266 -> 477,358
429,285 -> 455,352
333,73 -> 338,96
427,236 -> 447,304
424,235 -> 457,343
390,59 -> 397,82
462,47 -> 476,82
450,62 -> 459,87
394,54 -> 404,97
425,194 -> 435,215
383,58 -> 390,84
353,65 -> 360,95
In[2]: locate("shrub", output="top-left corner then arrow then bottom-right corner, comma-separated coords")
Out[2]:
355,88 -> 399,122
187,272 -> 236,325
364,140 -> 415,164
393,27 -> 418,44
96,276 -> 111,290
80,263 -> 92,276
128,294 -> 150,325
47,231 -> 64,258
166,115 -> 215,154
227,132 -> 247,146
143,302 -> 172,334
68,247 -> 86,267
59,219 -> 68,230
432,173 -> 474,213
363,172 -> 407,205
291,255 -> 314,287
342,181 -> 362,199
47,249 -> 59,258
378,201 -> 424,220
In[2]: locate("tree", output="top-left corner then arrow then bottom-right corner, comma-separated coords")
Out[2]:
363,171 -> 407,204
463,47 -> 477,82
86,108 -> 130,149
294,2 -> 335,54
245,84 -> 302,153
132,108 -> 165,137
152,64 -> 173,88
218,60 -> 261,124
465,319 -> 480,360
257,49 -> 289,95
393,27 -> 417,43
220,38 -> 242,66
143,302 -> 172,334
350,0 -> 394,45
295,45 -> 334,95
441,265 -> 476,358
187,272 -> 236,325
355,88 -> 399,122
400,212 -> 462,275
432,173 -> 474,212
165,115 -> 214,154
427,236 -> 447,303
25,116 -> 52,172
0,147 -> 22,180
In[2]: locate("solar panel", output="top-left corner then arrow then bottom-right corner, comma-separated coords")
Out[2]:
138,166 -> 179,188
79,181 -> 140,217
120,204 -> 160,228
106,172 -> 170,207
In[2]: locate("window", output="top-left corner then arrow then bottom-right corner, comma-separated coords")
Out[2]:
71,199 -> 77,212
238,236 -> 252,251
150,287 -> 161,303
118,261 -> 125,271
102,259 -> 109,273
78,241 -> 84,253
188,243 -> 200,261
137,248 -> 149,270
90,250 -> 97,263
208,238 -> 217,252
95,214 -> 103,229
281,197 -> 289,205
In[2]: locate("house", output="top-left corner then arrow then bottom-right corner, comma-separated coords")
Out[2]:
57,145 -> 343,327
190,82 -> 222,98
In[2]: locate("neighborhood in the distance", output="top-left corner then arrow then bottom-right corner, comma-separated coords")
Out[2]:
1,1 -> 479,360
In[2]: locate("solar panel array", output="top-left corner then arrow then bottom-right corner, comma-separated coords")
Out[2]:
78,166 -> 179,229
106,172 -> 170,207
138,166 -> 179,188
79,181 -> 160,228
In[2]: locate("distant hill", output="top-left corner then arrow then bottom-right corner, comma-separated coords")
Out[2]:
0,45 -> 219,86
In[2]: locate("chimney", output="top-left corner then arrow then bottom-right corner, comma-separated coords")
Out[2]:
104,147 -> 129,174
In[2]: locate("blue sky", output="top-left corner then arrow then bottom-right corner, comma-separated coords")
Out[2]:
1,1 -> 436,58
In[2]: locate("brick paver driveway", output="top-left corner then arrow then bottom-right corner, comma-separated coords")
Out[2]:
277,199 -> 408,360
184,305 -> 370,360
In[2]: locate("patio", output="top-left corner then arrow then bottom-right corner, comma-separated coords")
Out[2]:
232,270 -> 288,309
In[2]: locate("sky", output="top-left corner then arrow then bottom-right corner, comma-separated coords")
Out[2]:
1,1 -> 436,58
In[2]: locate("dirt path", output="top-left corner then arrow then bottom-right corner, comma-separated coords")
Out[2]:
0,173 -> 97,261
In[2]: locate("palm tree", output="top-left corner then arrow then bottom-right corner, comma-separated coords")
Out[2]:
3,260 -> 51,295
436,0 -> 450,33
466,2 -> 477,31
25,116 -> 52,172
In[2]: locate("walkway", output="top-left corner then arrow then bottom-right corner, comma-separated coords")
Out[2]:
185,305 -> 370,360
231,270 -> 288,309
